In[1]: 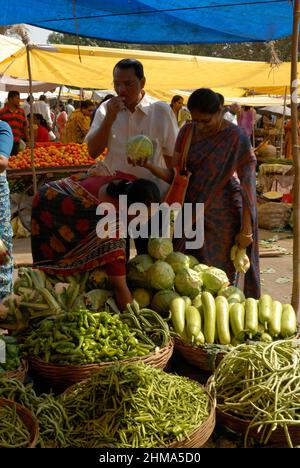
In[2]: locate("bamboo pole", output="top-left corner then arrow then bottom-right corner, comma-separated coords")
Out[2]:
279,86 -> 288,158
25,44 -> 37,194
291,0 -> 300,317
52,85 -> 63,137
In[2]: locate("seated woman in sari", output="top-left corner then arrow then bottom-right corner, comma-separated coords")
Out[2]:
31,172 -> 160,310
135,88 -> 260,298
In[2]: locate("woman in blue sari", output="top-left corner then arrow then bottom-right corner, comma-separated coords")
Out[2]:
0,121 -> 13,300
135,89 -> 260,298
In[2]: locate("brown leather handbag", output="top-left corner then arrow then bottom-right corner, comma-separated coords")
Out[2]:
164,124 -> 193,205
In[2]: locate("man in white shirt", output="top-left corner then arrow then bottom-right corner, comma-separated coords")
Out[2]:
66,98 -> 75,117
223,102 -> 240,125
85,58 -> 178,199
33,95 -> 52,129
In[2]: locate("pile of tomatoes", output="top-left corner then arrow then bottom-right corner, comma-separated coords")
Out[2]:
8,144 -> 106,169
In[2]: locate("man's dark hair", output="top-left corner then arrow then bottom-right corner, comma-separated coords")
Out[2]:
39,94 -> 47,101
8,90 -> 19,100
113,59 -> 144,80
67,98 -> 74,104
80,100 -> 94,110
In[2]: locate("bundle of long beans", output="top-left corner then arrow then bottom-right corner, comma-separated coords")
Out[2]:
209,339 -> 300,447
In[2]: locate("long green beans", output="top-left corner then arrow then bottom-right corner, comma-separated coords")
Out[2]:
60,362 -> 210,448
209,339 -> 300,447
0,376 -> 69,447
0,404 -> 31,448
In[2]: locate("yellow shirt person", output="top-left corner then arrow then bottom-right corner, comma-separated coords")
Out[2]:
61,100 -> 94,144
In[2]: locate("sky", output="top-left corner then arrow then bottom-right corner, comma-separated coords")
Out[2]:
26,25 -> 51,44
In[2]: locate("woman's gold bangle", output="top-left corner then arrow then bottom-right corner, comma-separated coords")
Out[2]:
240,233 -> 253,238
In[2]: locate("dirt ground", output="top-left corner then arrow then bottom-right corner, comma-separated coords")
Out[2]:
12,228 -> 293,302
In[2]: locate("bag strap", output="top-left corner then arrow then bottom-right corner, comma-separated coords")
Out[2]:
178,123 -> 193,173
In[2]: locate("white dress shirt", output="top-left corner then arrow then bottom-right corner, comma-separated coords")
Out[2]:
85,93 -> 179,197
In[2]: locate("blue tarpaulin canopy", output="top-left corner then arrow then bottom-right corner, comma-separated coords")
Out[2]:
0,0 -> 295,44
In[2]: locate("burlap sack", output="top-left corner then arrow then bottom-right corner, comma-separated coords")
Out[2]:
258,202 -> 292,230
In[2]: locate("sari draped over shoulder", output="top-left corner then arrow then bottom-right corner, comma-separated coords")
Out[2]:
31,171 -> 135,276
173,122 -> 260,298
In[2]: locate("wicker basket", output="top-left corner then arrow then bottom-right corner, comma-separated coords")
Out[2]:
217,408 -> 300,447
0,397 -> 39,448
4,359 -> 28,383
174,340 -> 227,372
63,379 -> 215,449
29,339 -> 174,392
168,393 -> 216,448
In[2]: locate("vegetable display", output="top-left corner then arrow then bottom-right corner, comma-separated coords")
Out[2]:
60,363 -> 211,448
8,143 -> 105,169
0,335 -> 21,372
0,376 -> 69,447
209,340 -> 300,447
23,309 -> 153,365
0,402 -> 31,448
171,291 -> 297,347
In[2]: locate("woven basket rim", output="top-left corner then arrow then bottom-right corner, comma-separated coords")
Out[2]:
29,338 -> 174,370
216,406 -> 300,446
0,397 -> 39,448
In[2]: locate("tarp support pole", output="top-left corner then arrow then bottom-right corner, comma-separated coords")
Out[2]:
26,44 -> 37,194
279,86 -> 288,158
291,0 -> 300,317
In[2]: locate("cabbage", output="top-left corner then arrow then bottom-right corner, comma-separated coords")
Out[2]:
127,254 -> 154,288
202,267 -> 229,295
148,238 -> 173,260
193,263 -> 209,273
166,251 -> 189,273
218,285 -> 245,303
151,290 -> 179,316
188,255 -> 199,268
84,289 -> 112,310
174,268 -> 203,299
132,288 -> 152,308
147,261 -> 175,290
126,134 -> 153,161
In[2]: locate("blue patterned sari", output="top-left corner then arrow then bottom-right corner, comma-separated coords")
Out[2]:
0,122 -> 13,300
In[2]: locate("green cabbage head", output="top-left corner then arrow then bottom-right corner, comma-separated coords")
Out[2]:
126,134 -> 153,161
148,238 -> 173,260
166,251 -> 189,273
151,290 -> 179,316
147,261 -> 175,290
132,288 -> 152,308
187,255 -> 199,268
218,285 -> 245,303
174,268 -> 203,298
202,267 -> 229,294
127,254 -> 154,288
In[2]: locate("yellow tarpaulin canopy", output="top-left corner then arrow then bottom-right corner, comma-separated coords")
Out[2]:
0,43 -> 297,95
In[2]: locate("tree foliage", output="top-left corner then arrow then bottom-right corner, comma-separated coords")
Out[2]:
47,31 -> 294,62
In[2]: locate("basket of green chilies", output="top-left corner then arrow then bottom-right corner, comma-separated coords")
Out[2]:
0,397 -> 39,448
25,308 -> 173,392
